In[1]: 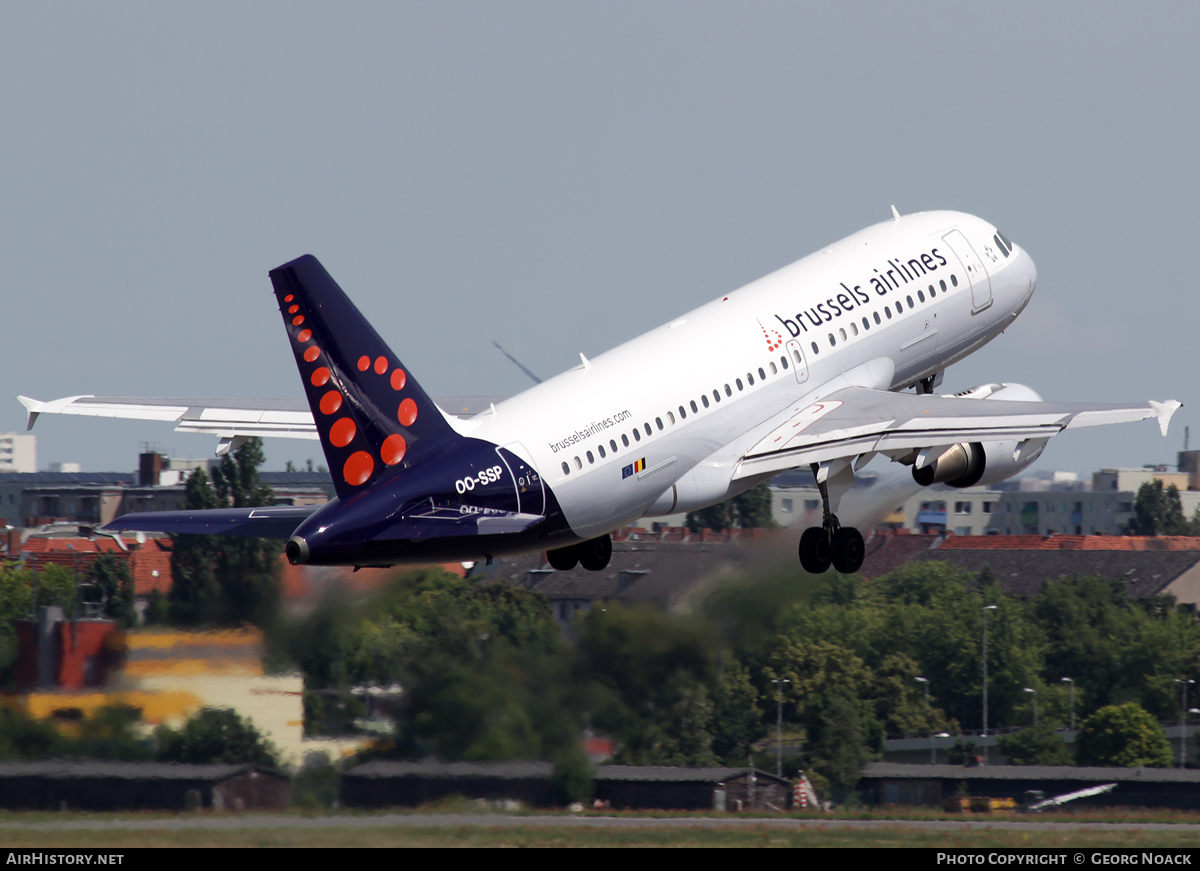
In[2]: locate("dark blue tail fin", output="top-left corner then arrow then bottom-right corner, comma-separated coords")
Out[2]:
269,255 -> 460,498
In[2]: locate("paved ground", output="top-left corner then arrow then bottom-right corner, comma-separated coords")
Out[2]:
2,814 -> 1199,833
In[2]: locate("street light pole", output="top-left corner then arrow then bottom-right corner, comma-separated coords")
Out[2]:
771,678 -> 790,779
1023,687 -> 1037,727
1061,677 -> 1075,734
982,605 -> 998,764
1175,679 -> 1195,770
916,676 -> 933,763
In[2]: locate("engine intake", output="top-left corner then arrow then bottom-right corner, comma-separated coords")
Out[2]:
912,442 -> 986,488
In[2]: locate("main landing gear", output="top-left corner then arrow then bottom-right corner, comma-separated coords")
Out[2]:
547,534 -> 612,572
797,469 -> 865,575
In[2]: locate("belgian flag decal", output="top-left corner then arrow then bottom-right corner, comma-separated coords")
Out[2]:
622,458 -> 647,479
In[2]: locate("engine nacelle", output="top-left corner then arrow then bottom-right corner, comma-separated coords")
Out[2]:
911,382 -> 1049,489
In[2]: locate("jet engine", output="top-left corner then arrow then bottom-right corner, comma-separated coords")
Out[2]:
910,383 -> 1049,489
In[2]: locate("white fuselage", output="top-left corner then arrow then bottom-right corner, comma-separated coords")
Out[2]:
460,210 -> 1037,539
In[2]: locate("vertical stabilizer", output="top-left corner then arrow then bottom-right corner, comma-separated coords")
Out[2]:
269,255 -> 459,497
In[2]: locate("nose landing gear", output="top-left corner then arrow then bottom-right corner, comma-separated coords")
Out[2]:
797,465 -> 865,575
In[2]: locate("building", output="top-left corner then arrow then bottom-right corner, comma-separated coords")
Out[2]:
594,765 -> 790,811
0,762 -> 288,811
0,433 -> 36,474
860,762 -> 1200,810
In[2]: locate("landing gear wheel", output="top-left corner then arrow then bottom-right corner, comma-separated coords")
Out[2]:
798,527 -> 832,574
547,545 -> 579,571
830,526 -> 865,574
579,534 -> 613,572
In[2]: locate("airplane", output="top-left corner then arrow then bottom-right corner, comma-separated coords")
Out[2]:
18,209 -> 1182,575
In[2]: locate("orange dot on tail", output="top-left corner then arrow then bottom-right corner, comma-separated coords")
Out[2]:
374,356 -> 388,375
288,305 -> 299,314
292,315 -> 305,326
284,294 -> 294,302
397,398 -> 418,427
319,390 -> 342,415
357,356 -> 370,371
297,329 -> 312,343
311,367 -> 331,387
303,346 -> 320,363
390,369 -> 407,390
330,417 -> 357,447
343,451 -> 374,487
381,433 -> 406,465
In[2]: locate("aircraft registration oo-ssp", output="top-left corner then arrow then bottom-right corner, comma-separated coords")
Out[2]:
19,209 -> 1183,574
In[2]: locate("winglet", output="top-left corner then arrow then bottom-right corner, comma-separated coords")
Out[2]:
1149,400 -> 1183,437
891,205 -> 901,222
16,396 -> 42,430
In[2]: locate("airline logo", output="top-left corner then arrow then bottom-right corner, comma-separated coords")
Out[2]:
622,458 -> 646,479
757,319 -> 785,353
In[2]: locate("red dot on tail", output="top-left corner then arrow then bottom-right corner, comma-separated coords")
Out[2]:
381,433 -> 406,465
311,367 -> 331,387
284,294 -> 294,303
374,356 -> 388,375
288,305 -> 299,314
303,346 -> 320,363
343,451 -> 374,487
292,315 -> 305,326
297,329 -> 312,343
330,417 -> 357,447
319,390 -> 342,415
390,369 -> 406,390
357,356 -> 370,371
397,398 -> 418,427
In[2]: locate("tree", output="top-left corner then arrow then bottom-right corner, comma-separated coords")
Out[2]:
804,694 -> 879,804
1075,702 -> 1172,768
997,724 -> 1073,765
686,481 -> 778,531
85,554 -> 136,628
156,707 -> 280,767
168,439 -> 281,626
1129,480 -> 1193,536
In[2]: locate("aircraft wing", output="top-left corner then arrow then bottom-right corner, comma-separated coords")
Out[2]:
16,394 -> 506,453
733,386 -> 1182,481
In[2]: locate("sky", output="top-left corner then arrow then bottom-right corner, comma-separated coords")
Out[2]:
3,2 -> 1197,478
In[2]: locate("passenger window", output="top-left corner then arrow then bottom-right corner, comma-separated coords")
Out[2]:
862,317 -> 870,330
885,307 -> 892,319
622,434 -> 629,447
656,417 -> 663,430
810,342 -> 819,355
586,451 -> 594,464
781,356 -> 788,369
701,395 -> 709,408
873,312 -> 881,324
917,290 -> 924,303
746,373 -> 754,386
562,462 -> 570,475
610,439 -> 618,452
574,456 -> 582,470
758,367 -> 766,379
939,279 -> 946,292
633,428 -> 641,441
929,284 -> 936,298
769,362 -> 777,375
681,405 -> 688,418
598,445 -> 606,458
644,423 -> 652,436
951,274 -> 958,287
690,400 -> 698,412
736,378 -> 743,391
713,390 -> 721,403
896,300 -> 903,312
667,411 -> 675,424
850,322 -> 858,336
906,295 -> 914,307
724,384 -> 731,397
828,333 -> 836,347
838,328 -> 847,341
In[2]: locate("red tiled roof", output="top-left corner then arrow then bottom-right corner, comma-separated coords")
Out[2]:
19,536 -> 174,595
857,532 -> 941,581
937,535 -> 1200,552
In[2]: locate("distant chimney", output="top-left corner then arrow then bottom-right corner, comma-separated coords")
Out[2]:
138,452 -> 163,486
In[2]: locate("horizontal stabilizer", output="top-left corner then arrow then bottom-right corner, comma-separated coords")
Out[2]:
102,505 -> 319,539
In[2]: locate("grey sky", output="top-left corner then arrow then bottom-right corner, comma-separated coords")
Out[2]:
3,2 -> 1196,477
